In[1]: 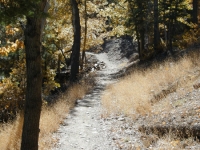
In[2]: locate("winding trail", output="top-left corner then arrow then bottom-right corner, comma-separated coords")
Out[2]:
52,52 -> 129,150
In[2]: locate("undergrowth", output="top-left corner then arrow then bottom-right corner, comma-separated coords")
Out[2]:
0,74 -> 95,150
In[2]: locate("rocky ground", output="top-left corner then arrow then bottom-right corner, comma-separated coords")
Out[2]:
52,36 -> 138,150
52,37 -> 200,150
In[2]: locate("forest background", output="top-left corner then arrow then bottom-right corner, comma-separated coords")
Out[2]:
0,0 -> 199,149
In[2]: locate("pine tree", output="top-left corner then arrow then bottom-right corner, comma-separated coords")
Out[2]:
154,0 -> 160,54
160,0 -> 191,53
126,0 -> 152,59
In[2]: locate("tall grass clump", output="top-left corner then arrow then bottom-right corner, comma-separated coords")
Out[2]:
102,52 -> 200,117
0,78 -> 94,150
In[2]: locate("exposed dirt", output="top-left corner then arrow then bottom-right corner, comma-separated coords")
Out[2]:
52,37 -> 138,150
52,37 -> 200,150
52,54 -> 120,150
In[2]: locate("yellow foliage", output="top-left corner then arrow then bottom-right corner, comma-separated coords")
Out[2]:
43,68 -> 60,96
0,40 -> 24,56
174,28 -> 200,49
5,25 -> 21,35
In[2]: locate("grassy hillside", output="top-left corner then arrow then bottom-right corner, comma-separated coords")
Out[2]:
102,50 -> 200,149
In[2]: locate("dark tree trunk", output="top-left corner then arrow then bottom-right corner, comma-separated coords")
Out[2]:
81,0 -> 87,70
168,18 -> 173,53
163,0 -> 167,49
21,1 -> 48,150
57,54 -> 61,80
193,0 -> 198,24
154,0 -> 160,53
70,0 -> 81,83
167,0 -> 173,54
139,26 -> 145,60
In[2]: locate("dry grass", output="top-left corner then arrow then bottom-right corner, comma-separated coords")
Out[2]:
0,114 -> 23,150
102,51 -> 200,149
152,135 -> 199,150
39,100 -> 70,149
136,133 -> 199,150
0,78 -> 94,150
102,52 -> 200,117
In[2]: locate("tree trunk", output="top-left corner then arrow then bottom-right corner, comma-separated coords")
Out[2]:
193,0 -> 198,24
163,0 -> 167,50
167,0 -> 173,54
70,0 -> 81,83
21,1 -> 49,150
167,18 -> 173,53
57,54 -> 61,80
139,29 -> 145,60
154,0 -> 160,54
81,0 -> 87,70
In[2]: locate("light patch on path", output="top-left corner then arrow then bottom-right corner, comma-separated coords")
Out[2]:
52,52 -> 129,150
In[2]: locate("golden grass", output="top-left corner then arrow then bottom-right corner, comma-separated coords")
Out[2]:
39,100 -> 70,149
137,132 -> 199,150
102,52 -> 200,117
0,79 -> 93,150
152,135 -> 198,150
0,114 -> 23,150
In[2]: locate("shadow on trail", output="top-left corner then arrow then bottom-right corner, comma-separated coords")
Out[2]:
68,84 -> 105,118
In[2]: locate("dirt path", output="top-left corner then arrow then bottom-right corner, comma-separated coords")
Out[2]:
52,52 -> 129,150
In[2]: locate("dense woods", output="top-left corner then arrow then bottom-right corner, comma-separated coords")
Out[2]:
0,0 -> 199,149
125,0 -> 199,58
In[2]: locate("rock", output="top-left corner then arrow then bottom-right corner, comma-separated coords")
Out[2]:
102,36 -> 138,63
94,64 -> 98,68
91,68 -> 95,72
125,130 -> 134,135
112,137 -> 117,140
118,117 -> 125,121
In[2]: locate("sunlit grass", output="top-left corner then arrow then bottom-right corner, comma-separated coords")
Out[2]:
102,51 -> 200,117
0,77 -> 94,150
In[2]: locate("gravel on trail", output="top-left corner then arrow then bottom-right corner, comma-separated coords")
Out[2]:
52,37 -> 138,150
52,36 -> 200,150
52,53 -> 130,150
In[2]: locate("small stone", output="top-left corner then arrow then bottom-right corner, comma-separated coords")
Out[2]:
125,130 -> 133,135
118,117 -> 125,121
112,137 -> 117,140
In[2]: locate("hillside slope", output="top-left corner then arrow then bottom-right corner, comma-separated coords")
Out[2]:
102,50 -> 200,149
53,37 -> 200,150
